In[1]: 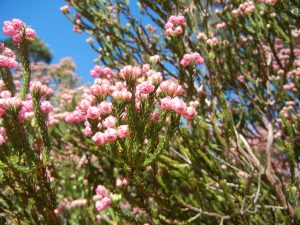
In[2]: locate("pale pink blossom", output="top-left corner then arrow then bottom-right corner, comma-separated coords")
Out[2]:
92,132 -> 107,145
87,106 -> 101,119
104,128 -> 118,142
40,101 -> 53,114
102,115 -> 117,128
117,125 -> 129,139
95,196 -> 112,212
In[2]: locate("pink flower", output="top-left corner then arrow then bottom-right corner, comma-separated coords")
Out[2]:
168,16 -> 177,24
164,22 -> 174,29
0,127 -> 6,136
119,65 -> 133,79
117,125 -> 129,139
83,125 -> 93,136
78,99 -> 91,112
283,83 -> 295,91
95,196 -> 112,212
11,19 -> 24,31
12,33 -> 22,43
181,52 -> 204,66
160,96 -> 173,110
180,58 -> 191,67
142,64 -> 151,73
183,106 -> 197,119
150,112 -> 160,121
119,65 -> 141,79
95,185 -> 108,196
99,101 -> 113,115
3,21 -> 15,36
165,28 -> 173,36
192,52 -> 204,64
150,73 -> 163,84
92,132 -> 107,145
112,90 -> 132,101
103,67 -> 112,76
65,111 -> 85,123
25,28 -> 36,40
3,48 -> 15,58
174,26 -> 183,35
0,90 -> 12,98
87,106 -> 101,119
104,128 -> 118,142
172,97 -> 187,114
30,81 -> 49,96
176,16 -> 186,25
5,97 -> 22,108
102,115 -> 117,128
40,101 -> 53,114
136,81 -> 154,95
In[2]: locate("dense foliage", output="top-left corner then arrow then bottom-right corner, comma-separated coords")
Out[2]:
0,0 -> 299,224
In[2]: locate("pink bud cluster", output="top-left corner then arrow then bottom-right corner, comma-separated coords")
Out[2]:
3,19 -> 36,43
180,52 -> 204,67
0,44 -> 18,69
232,1 -> 256,17
90,65 -> 113,79
160,97 -> 197,120
197,33 -> 219,46
0,95 -> 22,117
30,81 -> 53,97
116,177 -> 129,187
93,185 -> 112,212
164,15 -> 185,36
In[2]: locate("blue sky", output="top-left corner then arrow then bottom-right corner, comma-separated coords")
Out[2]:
0,0 -> 97,83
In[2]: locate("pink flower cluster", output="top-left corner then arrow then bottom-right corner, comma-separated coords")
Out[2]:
3,19 -> 36,43
164,15 -> 185,36
89,65 -> 113,79
30,81 -> 53,97
92,125 -> 129,145
0,81 -> 53,122
0,43 -> 18,69
93,185 -> 112,212
160,97 -> 197,120
180,52 -> 204,67
232,1 -> 256,17
66,62 -> 197,146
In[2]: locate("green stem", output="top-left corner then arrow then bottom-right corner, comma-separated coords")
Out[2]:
19,42 -> 31,100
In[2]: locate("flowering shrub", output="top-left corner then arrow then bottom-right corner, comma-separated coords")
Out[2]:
0,0 -> 300,224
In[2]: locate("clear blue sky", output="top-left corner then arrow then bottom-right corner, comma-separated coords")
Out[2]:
0,0 -> 97,83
